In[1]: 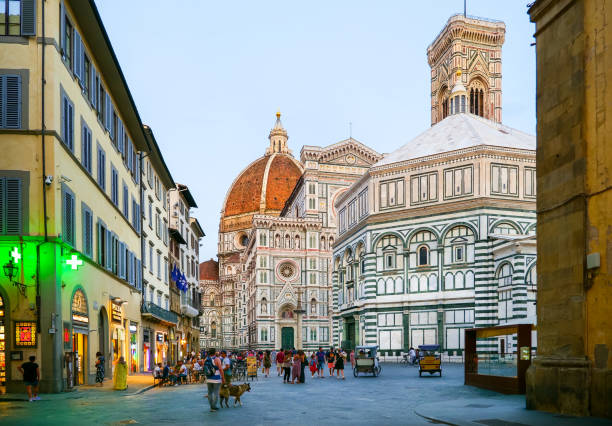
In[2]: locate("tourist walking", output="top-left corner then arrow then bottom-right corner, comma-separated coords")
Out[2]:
316,347 -> 326,378
221,351 -> 232,384
291,352 -> 301,384
335,349 -> 346,379
350,350 -> 355,369
113,357 -> 128,390
282,350 -> 291,383
263,350 -> 271,377
327,348 -> 336,377
276,348 -> 284,376
95,352 -> 105,386
204,348 -> 224,412
18,355 -> 39,402
298,351 -> 306,383
309,354 -> 318,377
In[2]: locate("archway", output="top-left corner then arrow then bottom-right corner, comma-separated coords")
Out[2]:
98,307 -> 110,377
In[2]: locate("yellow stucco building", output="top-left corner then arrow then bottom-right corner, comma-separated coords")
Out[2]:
0,0 -> 150,392
528,0 -> 611,418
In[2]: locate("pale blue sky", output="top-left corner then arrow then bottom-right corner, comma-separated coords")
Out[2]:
95,1 -> 536,262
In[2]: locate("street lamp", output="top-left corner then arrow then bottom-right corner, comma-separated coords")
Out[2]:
3,259 -> 27,296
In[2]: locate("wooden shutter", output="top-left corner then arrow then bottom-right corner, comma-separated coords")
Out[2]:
105,229 -> 112,270
68,100 -> 73,150
60,1 -> 66,54
0,178 -> 23,235
90,67 -> 97,108
82,208 -> 92,257
73,31 -> 82,80
1,75 -> 22,129
63,190 -> 74,245
21,0 -> 36,35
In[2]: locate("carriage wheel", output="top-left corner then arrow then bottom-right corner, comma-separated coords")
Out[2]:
353,368 -> 358,377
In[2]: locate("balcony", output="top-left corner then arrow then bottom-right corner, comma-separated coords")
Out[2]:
180,294 -> 200,318
141,302 -> 178,326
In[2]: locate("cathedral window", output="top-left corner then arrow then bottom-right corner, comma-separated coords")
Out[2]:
259,232 -> 267,246
309,272 -> 317,285
310,328 -> 317,341
453,244 -> 465,263
417,246 -> 429,266
379,178 -> 405,209
211,322 -> 217,338
496,262 -> 513,287
384,252 -> 395,270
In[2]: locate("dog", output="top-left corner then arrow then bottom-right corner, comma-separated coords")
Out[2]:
219,383 -> 251,407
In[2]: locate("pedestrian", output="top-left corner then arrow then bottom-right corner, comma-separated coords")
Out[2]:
178,361 -> 188,384
335,349 -> 346,379
18,355 -> 39,402
113,357 -> 128,390
299,351 -> 306,383
276,348 -> 284,376
291,352 -> 301,384
204,348 -> 224,412
316,347 -> 326,378
283,349 -> 292,383
409,347 -> 416,365
221,351 -> 232,384
95,351 -> 105,386
309,354 -> 318,377
350,350 -> 355,369
263,350 -> 271,377
327,348 -> 336,377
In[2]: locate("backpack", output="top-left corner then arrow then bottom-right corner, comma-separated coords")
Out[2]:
204,358 -> 216,378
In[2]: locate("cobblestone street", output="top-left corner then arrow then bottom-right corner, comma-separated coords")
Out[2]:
1,364 -> 608,426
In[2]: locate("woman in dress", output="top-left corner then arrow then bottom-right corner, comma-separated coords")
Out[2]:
95,352 -> 105,386
263,350 -> 272,377
309,353 -> 318,377
113,357 -> 128,390
335,349 -> 346,379
291,352 -> 301,384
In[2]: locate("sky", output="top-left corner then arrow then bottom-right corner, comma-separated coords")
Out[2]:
95,0 -> 536,262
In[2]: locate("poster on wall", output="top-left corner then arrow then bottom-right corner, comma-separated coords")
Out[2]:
15,321 -> 37,347
111,301 -> 122,323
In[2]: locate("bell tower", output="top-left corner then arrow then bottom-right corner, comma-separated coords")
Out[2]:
427,14 -> 506,125
266,111 -> 291,155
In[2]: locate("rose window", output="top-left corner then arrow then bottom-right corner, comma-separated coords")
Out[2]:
279,263 -> 295,279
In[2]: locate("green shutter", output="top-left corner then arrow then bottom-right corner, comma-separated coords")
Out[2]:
1,75 -> 22,129
6,178 -> 22,235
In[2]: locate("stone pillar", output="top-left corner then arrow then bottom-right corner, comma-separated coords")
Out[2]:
528,0 -> 611,417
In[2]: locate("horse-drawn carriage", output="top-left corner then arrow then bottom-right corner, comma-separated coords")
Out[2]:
353,345 -> 382,377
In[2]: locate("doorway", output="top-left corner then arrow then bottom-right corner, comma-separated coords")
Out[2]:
281,327 -> 294,349
72,332 -> 88,385
344,318 -> 356,351
98,308 -> 110,377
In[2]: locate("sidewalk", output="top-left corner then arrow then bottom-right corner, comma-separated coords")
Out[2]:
0,373 -> 156,402
415,396 -> 611,426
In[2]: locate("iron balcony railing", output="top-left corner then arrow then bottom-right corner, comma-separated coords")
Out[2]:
141,301 -> 178,324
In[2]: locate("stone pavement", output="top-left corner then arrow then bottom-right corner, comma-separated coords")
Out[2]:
0,364 -> 609,425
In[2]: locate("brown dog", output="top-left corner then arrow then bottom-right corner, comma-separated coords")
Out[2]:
219,383 -> 251,407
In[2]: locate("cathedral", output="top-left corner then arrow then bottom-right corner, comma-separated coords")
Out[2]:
200,112 -> 381,350
201,13 -> 537,354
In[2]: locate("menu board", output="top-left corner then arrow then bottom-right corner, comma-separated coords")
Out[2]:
111,301 -> 122,323
15,321 -> 37,347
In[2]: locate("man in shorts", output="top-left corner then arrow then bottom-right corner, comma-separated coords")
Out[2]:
316,347 -> 326,378
18,355 -> 40,402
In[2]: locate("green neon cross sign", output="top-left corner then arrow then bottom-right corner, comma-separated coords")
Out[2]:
10,247 -> 21,263
66,254 -> 83,270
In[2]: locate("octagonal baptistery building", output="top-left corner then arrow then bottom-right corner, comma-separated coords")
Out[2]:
217,113 -> 303,347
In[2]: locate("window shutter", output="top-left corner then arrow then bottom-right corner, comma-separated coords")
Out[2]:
2,75 -> 22,129
20,0 -> 37,36
90,67 -> 97,108
73,31 -> 82,79
60,1 -> 66,54
63,190 -> 74,245
1,178 -> 22,235
105,93 -> 111,131
68,101 -> 73,150
105,229 -> 112,270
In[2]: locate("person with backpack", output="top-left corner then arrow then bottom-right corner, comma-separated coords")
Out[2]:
204,348 -> 224,412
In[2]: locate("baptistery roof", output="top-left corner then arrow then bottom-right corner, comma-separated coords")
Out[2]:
220,114 -> 303,233
373,113 -> 535,168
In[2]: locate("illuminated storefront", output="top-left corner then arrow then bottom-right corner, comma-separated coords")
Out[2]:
71,289 -> 89,385
0,295 -> 5,385
110,300 -> 125,365
129,323 -> 138,374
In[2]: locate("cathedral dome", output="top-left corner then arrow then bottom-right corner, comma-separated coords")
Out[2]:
220,113 -> 303,233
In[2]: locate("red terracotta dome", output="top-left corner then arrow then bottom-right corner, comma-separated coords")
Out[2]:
199,259 -> 219,281
220,113 -> 303,233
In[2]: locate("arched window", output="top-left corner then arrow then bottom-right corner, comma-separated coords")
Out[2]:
526,265 -> 537,285
210,294 -> 215,306
260,232 -> 267,246
294,235 -> 300,249
310,299 -> 316,314
240,234 -> 248,247
320,236 -> 326,250
211,321 -> 217,338
285,234 -> 291,248
261,298 -> 267,314
275,234 -> 280,247
418,246 -> 429,266
496,263 -> 513,287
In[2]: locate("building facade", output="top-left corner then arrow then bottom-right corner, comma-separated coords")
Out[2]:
527,0 -> 611,418
0,0 -> 203,392
168,184 -> 203,359
0,0 -> 146,391
140,126 -> 176,372
213,113 -> 381,351
199,259 -> 221,350
332,15 -> 537,357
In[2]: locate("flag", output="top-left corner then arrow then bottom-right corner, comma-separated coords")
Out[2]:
171,265 -> 179,282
